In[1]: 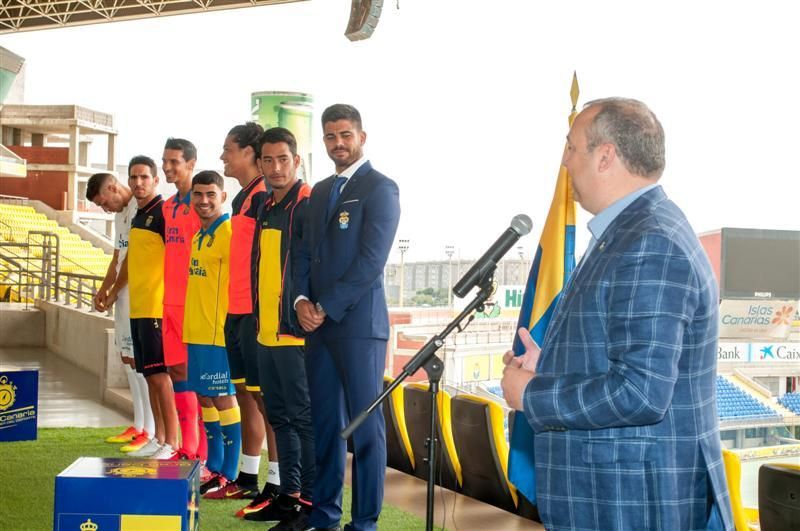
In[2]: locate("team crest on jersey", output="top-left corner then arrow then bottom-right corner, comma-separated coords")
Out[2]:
339,211 -> 350,230
145,215 -> 153,227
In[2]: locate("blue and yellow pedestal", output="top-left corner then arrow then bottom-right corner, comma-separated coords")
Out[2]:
0,367 -> 38,442
54,457 -> 199,531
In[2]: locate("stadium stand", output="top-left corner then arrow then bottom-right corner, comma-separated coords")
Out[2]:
779,392 -> 800,415
0,202 -> 110,303
717,376 -> 782,420
404,382 -> 462,491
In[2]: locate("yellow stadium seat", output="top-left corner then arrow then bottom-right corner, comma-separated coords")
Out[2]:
451,393 -> 518,512
722,449 -> 759,531
404,382 -> 462,491
383,376 -> 415,475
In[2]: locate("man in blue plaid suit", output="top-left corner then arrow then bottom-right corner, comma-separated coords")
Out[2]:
502,98 -> 734,530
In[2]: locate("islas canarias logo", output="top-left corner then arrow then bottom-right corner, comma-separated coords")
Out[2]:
108,465 -> 156,478
80,519 -> 98,531
772,305 -> 795,326
0,375 -> 17,412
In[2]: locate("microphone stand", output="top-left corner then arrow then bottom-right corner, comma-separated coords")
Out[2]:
341,271 -> 497,531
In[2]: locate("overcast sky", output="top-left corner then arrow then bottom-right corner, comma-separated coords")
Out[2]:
4,0 -> 799,261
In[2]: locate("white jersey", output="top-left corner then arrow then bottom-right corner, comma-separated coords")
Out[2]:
113,197 -> 136,357
114,197 -> 137,275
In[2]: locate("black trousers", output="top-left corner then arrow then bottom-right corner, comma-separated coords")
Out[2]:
257,343 -> 315,498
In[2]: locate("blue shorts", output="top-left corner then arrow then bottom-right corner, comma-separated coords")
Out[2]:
187,344 -> 235,397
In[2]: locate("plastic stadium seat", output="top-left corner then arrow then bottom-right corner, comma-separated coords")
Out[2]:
451,393 -> 517,512
722,449 -> 759,531
404,383 -> 462,491
382,376 -> 415,475
759,463 -> 800,531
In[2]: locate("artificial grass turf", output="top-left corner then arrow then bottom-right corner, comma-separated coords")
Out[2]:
0,427 -> 429,530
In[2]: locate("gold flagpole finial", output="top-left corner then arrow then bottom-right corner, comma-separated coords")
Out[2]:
570,71 -> 580,111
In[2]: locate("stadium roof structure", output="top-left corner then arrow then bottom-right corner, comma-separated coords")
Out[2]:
0,0 -> 307,34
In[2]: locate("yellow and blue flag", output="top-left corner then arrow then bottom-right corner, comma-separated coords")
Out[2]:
507,96 -> 577,504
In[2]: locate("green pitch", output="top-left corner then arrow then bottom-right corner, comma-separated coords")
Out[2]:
0,427 -> 429,530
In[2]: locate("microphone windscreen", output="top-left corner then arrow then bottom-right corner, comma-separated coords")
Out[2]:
511,214 -> 533,236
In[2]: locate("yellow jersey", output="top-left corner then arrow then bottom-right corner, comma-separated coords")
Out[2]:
183,215 -> 231,347
128,195 -> 165,319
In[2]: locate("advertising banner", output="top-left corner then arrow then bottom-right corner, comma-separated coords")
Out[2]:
717,343 -> 750,362
460,354 -> 490,382
719,299 -> 797,339
0,368 -> 38,442
717,342 -> 800,363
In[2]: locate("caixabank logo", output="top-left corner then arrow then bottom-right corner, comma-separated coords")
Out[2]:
0,375 -> 17,411
760,345 -> 775,360
759,344 -> 800,360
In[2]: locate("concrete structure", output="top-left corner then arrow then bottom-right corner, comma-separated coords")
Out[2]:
0,104 -> 117,214
0,345 -> 129,428
0,46 -> 27,179
0,302 -> 44,346
33,299 -> 123,390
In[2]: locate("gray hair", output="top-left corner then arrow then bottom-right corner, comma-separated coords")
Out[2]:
584,97 -> 665,179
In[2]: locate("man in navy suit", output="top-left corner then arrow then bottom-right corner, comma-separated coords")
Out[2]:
502,98 -> 734,530
293,104 -> 400,531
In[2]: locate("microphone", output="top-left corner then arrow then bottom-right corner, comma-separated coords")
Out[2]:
452,214 -> 533,298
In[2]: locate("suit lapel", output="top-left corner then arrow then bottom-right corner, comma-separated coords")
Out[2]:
544,186 -> 667,345
314,175 -> 336,243
324,161 -> 373,226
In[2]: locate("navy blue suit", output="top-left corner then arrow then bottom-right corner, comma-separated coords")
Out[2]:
293,161 -> 400,531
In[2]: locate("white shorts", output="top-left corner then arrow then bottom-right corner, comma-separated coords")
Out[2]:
114,287 -> 134,359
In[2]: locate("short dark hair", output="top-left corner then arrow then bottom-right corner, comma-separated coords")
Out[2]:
321,103 -> 362,130
227,122 -> 264,163
128,155 -> 158,179
164,138 -> 197,162
257,127 -> 298,157
86,173 -> 114,200
192,170 -> 224,190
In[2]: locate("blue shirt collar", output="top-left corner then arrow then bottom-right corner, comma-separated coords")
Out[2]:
171,191 -> 192,205
587,183 -> 659,244
196,213 -> 229,249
